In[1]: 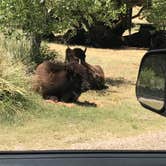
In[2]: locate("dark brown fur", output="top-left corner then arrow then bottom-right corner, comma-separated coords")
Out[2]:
33,47 -> 106,102
65,47 -> 106,90
32,61 -> 90,102
65,47 -> 87,64
82,61 -> 106,90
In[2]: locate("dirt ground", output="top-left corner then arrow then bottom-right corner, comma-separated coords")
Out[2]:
70,131 -> 166,150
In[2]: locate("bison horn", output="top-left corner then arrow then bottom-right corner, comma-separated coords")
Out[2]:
84,47 -> 87,53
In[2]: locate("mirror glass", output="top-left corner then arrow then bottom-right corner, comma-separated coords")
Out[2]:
137,53 -> 166,111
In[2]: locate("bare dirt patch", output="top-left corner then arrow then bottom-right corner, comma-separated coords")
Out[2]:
70,131 -> 166,150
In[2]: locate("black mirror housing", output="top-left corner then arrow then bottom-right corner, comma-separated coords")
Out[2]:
136,49 -> 166,116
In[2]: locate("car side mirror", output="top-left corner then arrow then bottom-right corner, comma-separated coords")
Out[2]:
136,50 -> 166,116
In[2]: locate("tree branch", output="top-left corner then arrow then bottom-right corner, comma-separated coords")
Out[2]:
71,9 -> 91,30
132,7 -> 145,19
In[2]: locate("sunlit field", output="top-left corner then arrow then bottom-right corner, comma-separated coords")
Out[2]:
0,41 -> 166,150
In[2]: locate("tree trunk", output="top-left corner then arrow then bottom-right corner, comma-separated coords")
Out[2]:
30,33 -> 42,63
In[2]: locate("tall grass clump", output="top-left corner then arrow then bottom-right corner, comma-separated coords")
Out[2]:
0,35 -> 44,123
2,34 -> 59,71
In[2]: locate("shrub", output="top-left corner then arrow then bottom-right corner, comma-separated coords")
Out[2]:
1,34 -> 60,72
37,44 -> 60,65
0,35 -> 43,123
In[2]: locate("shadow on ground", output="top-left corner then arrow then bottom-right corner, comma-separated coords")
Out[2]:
106,77 -> 135,87
75,101 -> 97,107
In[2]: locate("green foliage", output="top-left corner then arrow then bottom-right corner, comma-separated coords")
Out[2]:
0,0 -> 56,35
0,0 -> 152,40
0,54 -> 28,116
144,0 -> 166,30
139,68 -> 165,90
55,0 -> 127,32
2,34 -> 31,63
0,35 -> 44,123
0,0 -> 65,63
37,44 -> 60,65
1,32 -> 59,71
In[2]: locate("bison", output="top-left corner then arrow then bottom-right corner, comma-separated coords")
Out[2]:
65,46 -> 87,64
65,47 -> 106,90
33,61 -> 90,102
33,47 -> 106,103
81,61 -> 106,90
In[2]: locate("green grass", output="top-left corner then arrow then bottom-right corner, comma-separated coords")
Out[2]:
0,40 -> 166,150
1,99 -> 166,150
0,35 -> 43,124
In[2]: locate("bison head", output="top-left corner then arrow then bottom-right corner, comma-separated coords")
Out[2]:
65,46 -> 87,64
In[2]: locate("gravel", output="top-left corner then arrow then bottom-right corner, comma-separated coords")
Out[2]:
70,131 -> 166,150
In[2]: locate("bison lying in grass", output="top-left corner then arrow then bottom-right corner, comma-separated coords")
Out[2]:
33,47 -> 106,102
65,47 -> 106,90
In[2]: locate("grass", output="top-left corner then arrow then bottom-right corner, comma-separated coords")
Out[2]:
0,41 -> 166,150
0,35 -> 46,124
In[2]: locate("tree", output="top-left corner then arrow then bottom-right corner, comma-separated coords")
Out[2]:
0,0 -> 153,52
144,0 -> 166,30
54,0 -> 151,48
0,0 -> 59,62
55,0 -> 126,32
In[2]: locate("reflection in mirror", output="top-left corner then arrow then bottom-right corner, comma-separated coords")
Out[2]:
137,54 -> 166,111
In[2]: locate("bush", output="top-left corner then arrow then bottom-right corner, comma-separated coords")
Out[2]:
1,34 -> 60,72
37,44 -> 60,64
0,35 -> 44,123
144,0 -> 166,30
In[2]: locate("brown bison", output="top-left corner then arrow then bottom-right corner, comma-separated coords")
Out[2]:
65,46 -> 87,64
33,61 -> 90,102
65,47 -> 106,90
82,62 -> 106,90
33,47 -> 106,102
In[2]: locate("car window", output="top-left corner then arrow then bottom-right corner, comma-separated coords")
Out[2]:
0,0 -> 166,151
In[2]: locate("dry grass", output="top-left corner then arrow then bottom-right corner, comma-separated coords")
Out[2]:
0,43 -> 166,150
